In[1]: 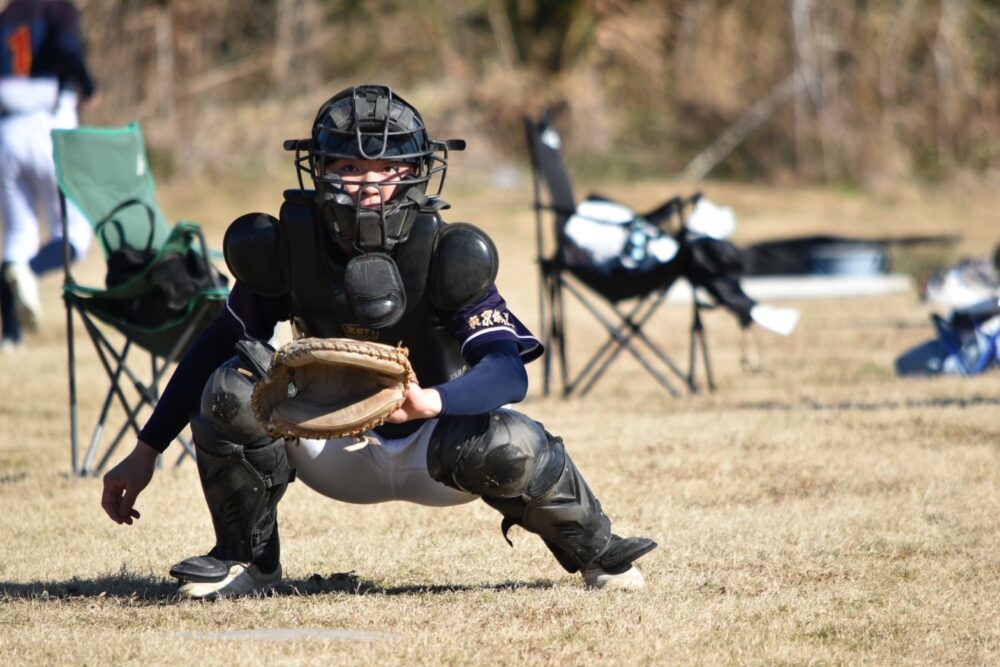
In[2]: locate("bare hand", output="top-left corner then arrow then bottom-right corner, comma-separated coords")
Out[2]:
101,441 -> 158,525
387,384 -> 442,423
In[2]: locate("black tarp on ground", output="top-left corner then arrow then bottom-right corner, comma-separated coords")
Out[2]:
742,235 -> 888,276
742,234 -> 963,277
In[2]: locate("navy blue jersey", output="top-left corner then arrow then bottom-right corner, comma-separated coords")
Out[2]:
0,0 -> 94,97
139,280 -> 543,452
224,280 -> 542,363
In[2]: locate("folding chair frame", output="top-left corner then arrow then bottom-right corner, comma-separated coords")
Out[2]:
538,253 -> 716,399
61,200 -> 221,476
526,114 -> 715,398
54,125 -> 227,477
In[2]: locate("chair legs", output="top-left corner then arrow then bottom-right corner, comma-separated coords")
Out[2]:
67,291 -> 80,475
569,283 -> 682,398
540,269 -> 553,397
540,268 -> 570,397
553,275 -> 570,395
688,300 -> 716,393
67,303 -> 199,476
540,272 -> 715,398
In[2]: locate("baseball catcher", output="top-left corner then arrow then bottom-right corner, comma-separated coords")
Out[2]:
101,84 -> 656,598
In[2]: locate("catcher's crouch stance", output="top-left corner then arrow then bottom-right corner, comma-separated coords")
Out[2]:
101,84 -> 656,598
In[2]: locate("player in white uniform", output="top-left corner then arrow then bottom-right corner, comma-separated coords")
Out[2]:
0,0 -> 95,350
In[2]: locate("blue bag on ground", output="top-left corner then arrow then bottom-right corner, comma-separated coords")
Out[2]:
896,298 -> 1000,376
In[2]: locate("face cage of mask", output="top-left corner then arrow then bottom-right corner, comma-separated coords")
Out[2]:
318,169 -> 417,254
293,149 -> 452,254
291,145 -> 451,199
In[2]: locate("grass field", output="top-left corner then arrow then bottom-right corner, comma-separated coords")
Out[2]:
1,173 -> 998,665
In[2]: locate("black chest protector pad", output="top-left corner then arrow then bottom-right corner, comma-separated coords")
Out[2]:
429,223 -> 499,311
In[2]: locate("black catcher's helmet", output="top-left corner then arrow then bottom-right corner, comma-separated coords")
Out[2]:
285,84 -> 465,255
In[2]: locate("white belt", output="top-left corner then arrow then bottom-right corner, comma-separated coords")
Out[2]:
0,77 -> 59,116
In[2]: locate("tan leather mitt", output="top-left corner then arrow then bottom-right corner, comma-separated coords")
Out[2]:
252,337 -> 415,439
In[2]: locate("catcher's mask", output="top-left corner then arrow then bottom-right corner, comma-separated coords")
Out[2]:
284,84 -> 465,328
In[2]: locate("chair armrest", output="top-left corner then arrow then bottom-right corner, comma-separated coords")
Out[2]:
641,193 -> 702,231
534,202 -> 577,218
177,220 -> 227,289
639,196 -> 682,226
64,221 -> 222,300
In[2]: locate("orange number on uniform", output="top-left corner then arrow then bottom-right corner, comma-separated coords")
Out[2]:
7,25 -> 32,75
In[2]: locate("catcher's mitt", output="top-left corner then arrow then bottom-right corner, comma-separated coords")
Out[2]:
252,337 -> 415,439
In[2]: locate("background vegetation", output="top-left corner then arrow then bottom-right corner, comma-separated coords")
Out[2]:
76,0 -> 1000,188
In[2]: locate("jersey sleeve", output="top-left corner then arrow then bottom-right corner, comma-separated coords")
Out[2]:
444,285 -> 543,364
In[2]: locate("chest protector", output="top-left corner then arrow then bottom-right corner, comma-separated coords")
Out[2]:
278,190 -> 494,387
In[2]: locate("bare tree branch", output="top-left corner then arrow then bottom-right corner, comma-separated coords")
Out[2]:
681,72 -> 803,183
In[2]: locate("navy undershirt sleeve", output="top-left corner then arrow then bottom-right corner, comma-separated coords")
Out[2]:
434,340 -> 528,416
138,314 -> 243,453
138,282 -> 286,452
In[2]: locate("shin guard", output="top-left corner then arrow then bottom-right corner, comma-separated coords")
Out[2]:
482,435 -> 613,573
431,411 -> 630,573
190,419 -> 293,571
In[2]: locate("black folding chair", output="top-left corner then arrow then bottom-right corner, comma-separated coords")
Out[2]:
53,123 -> 229,476
525,109 -> 716,398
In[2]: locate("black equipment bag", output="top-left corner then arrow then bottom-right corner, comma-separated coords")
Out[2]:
93,200 -> 227,326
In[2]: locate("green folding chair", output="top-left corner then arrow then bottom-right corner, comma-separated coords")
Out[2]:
52,123 -> 229,476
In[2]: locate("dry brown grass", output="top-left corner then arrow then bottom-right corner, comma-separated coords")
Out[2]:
1,173 -> 998,666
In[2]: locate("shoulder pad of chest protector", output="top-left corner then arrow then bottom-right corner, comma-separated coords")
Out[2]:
429,222 -> 498,311
223,212 -> 289,297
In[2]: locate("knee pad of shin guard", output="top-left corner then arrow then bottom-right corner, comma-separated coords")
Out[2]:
198,358 -> 272,447
430,411 -> 556,498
